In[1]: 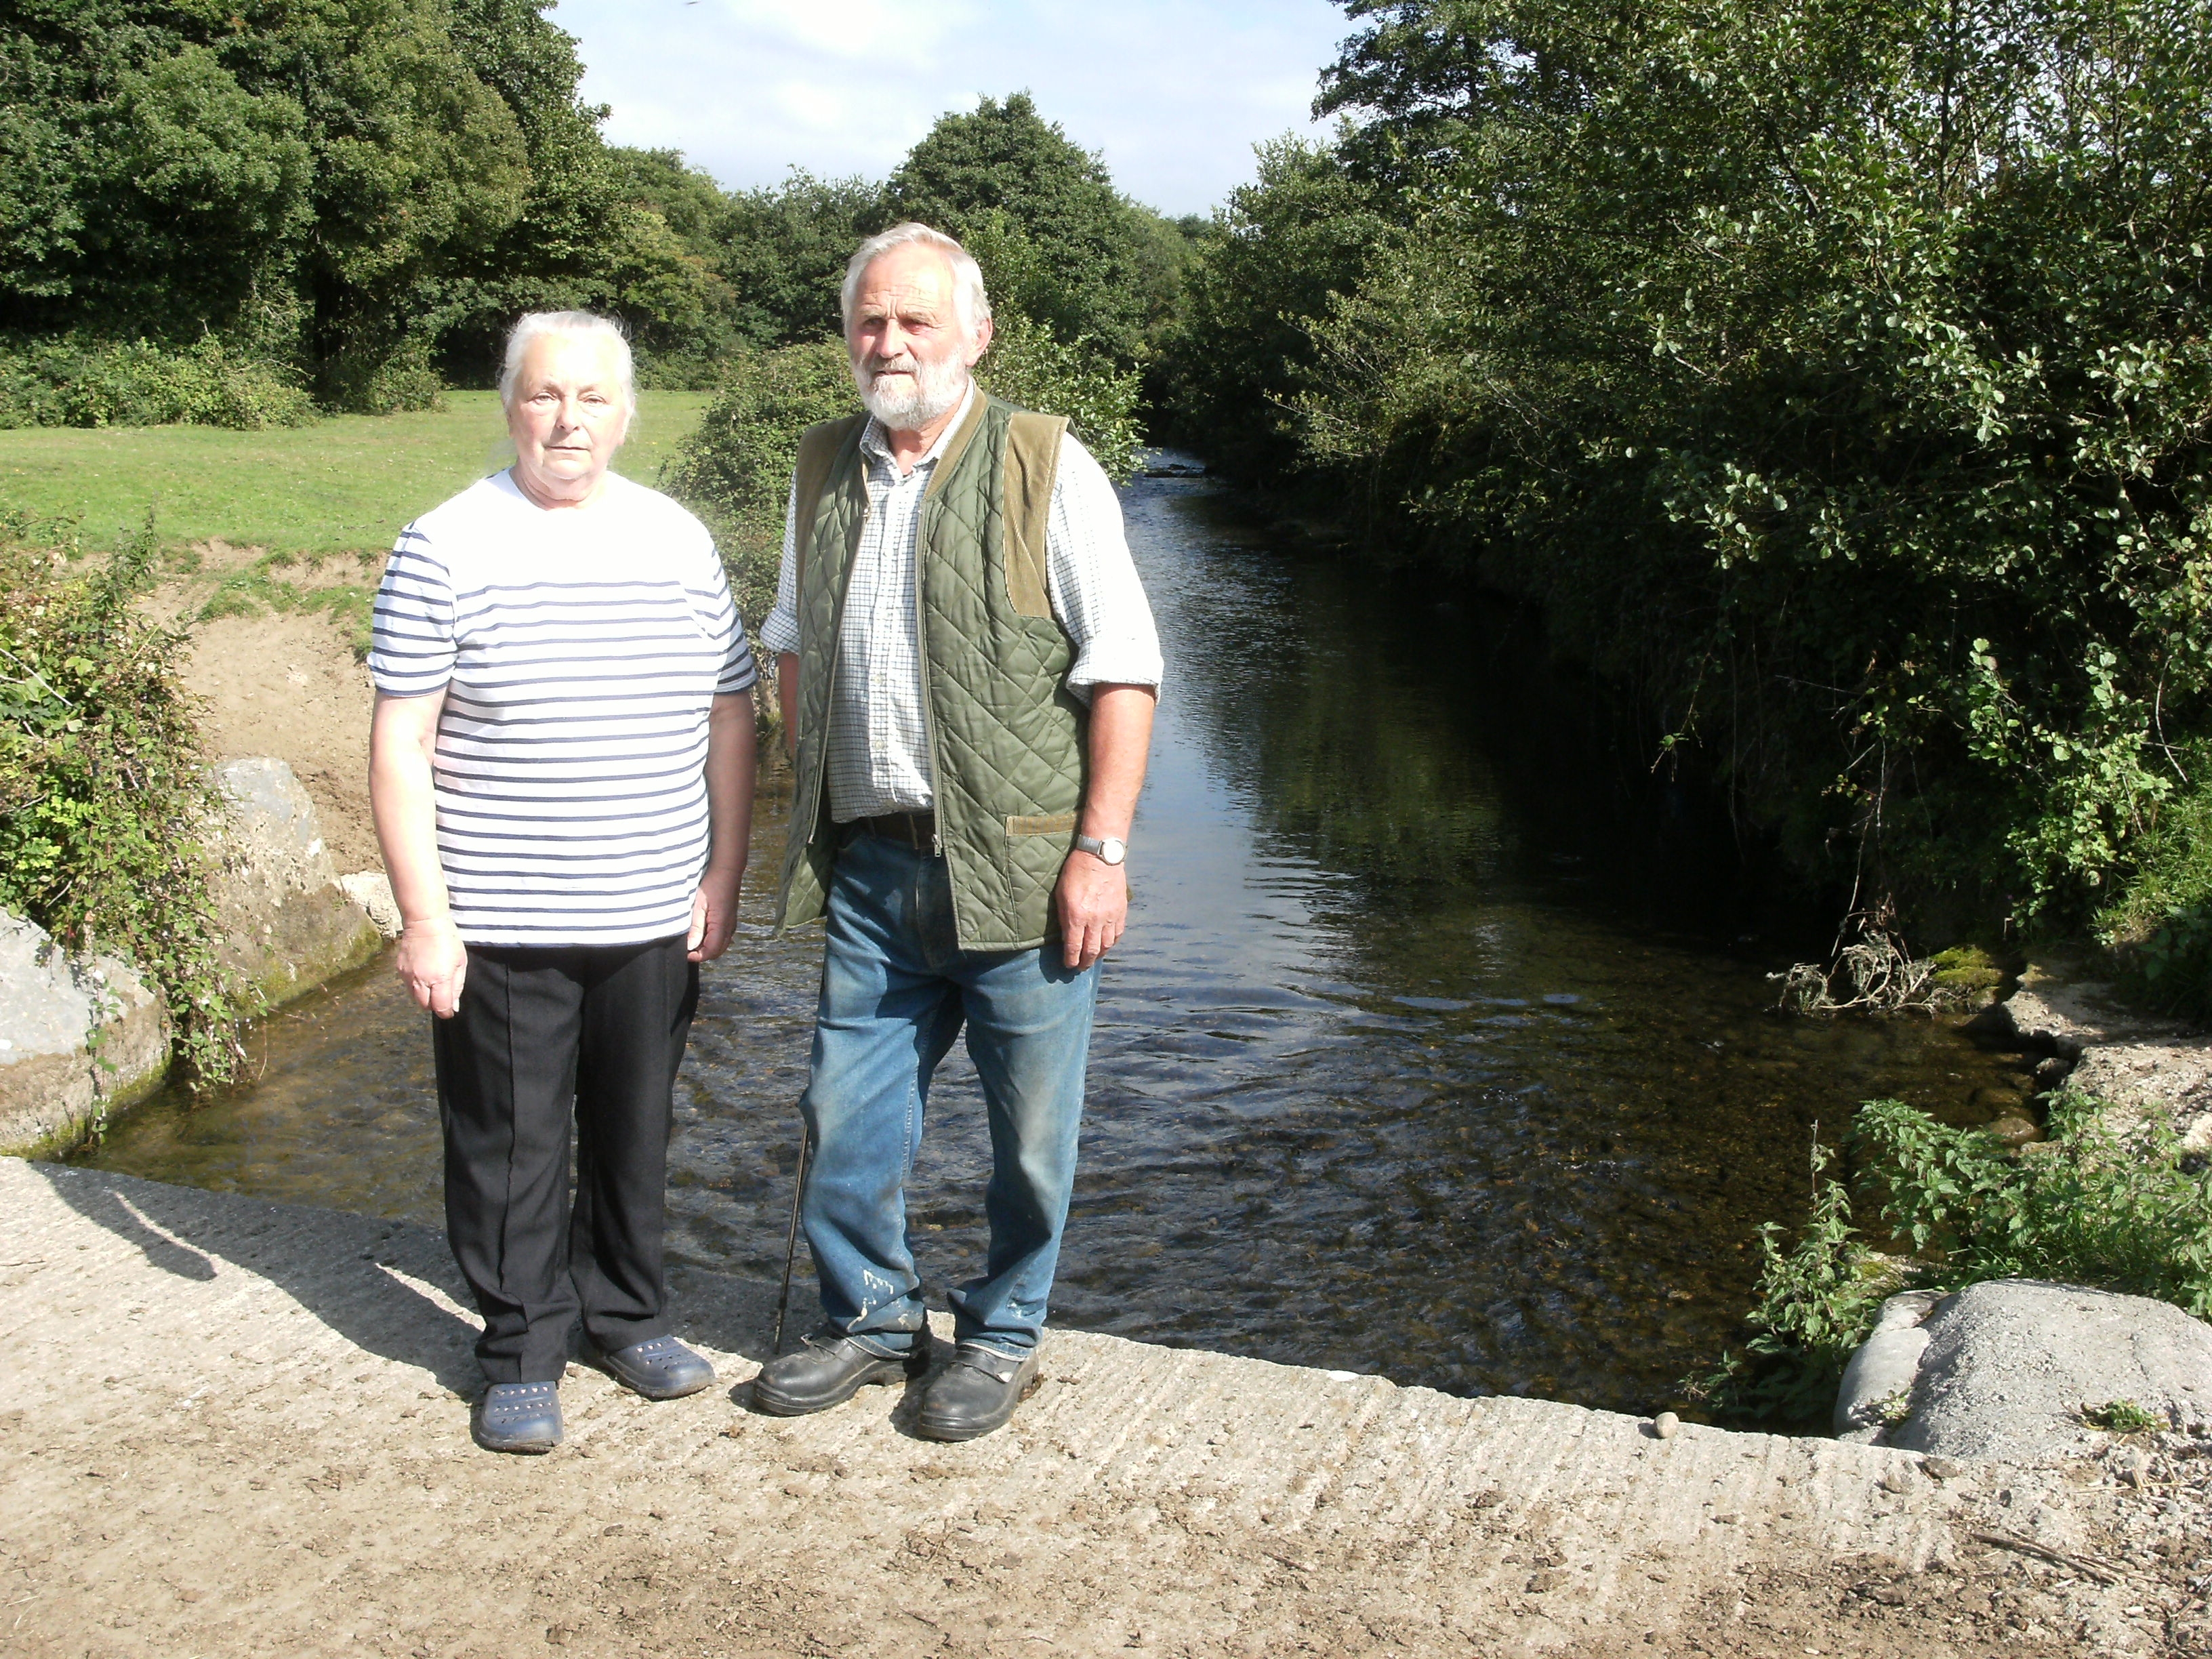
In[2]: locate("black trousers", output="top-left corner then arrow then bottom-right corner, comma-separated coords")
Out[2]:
431,935 -> 699,1383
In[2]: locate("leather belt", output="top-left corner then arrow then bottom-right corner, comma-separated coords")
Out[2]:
847,811 -> 937,851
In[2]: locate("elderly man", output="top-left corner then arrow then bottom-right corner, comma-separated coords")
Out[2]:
753,223 -> 1162,1441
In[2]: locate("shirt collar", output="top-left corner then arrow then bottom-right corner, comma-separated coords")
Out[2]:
859,380 -> 977,474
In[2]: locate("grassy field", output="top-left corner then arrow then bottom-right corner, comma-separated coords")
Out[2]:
0,389 -> 716,555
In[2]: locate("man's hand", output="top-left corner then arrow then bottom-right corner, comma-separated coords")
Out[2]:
396,917 -> 468,1019
1052,851 -> 1127,971
688,864 -> 743,962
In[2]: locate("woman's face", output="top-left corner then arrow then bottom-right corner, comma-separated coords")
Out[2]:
506,334 -> 630,508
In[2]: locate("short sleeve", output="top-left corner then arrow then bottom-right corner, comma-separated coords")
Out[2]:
693,541 -> 759,695
368,523 -> 456,695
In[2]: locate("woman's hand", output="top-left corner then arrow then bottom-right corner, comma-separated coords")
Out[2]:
396,917 -> 468,1018
688,865 -> 743,962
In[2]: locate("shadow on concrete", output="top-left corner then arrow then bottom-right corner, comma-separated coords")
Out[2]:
32,1160 -> 483,1395
33,1162 -> 804,1401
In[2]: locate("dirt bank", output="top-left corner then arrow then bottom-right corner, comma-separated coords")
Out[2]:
3,1159 -> 2205,1658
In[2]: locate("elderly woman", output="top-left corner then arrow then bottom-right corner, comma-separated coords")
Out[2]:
368,310 -> 756,1454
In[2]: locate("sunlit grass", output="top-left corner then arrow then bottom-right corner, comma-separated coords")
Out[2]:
0,389 -> 715,555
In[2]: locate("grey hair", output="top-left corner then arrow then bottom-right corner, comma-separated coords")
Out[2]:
840,223 -> 993,337
498,310 -> 635,410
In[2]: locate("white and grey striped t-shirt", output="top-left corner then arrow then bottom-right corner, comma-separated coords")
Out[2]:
369,470 -> 757,947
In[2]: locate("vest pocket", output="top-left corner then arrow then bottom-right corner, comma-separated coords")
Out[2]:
1004,812 -> 1078,838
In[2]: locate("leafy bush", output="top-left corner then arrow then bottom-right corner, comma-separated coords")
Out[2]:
979,311 -> 1143,485
0,335 -> 316,430
1697,1092 -> 2212,1422
0,510 -> 247,1088
661,339 -> 857,627
2097,762 -> 2212,1020
665,323 -> 1145,628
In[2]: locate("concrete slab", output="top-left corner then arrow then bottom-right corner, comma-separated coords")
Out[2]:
0,1158 -> 2200,1658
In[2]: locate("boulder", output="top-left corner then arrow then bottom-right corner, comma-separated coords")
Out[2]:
1834,1290 -> 1944,1441
1877,1279 -> 2212,1460
0,912 -> 169,1155
208,758 -> 382,1007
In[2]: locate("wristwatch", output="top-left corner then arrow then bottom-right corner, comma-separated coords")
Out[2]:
1072,833 -> 1127,866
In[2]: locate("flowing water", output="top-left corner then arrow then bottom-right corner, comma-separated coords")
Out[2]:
73,466 -> 2033,1414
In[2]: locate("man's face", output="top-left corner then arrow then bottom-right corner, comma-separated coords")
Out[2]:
847,243 -> 991,433
506,333 -> 630,501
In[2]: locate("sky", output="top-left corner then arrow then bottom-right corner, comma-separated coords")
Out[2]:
550,0 -> 1355,218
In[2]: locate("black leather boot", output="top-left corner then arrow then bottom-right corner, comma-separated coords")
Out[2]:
917,1343 -> 1041,1441
752,1327 -> 933,1416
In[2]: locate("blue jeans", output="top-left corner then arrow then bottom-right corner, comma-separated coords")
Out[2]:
800,829 -> 1099,1357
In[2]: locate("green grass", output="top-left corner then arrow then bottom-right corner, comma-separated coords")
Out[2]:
0,389 -> 715,555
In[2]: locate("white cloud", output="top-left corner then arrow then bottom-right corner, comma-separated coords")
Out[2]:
553,0 -> 1350,214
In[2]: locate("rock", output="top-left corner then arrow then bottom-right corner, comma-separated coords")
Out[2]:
1985,1113 -> 2046,1149
1835,1290 -> 1944,1440
207,758 -> 382,1008
1887,1279 -> 2212,1461
337,872 -> 401,940
1652,1412 -> 1679,1439
0,912 -> 169,1155
1921,1456 -> 1968,1480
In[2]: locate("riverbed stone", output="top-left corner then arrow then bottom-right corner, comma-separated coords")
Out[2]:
208,757 -> 382,1008
0,912 -> 168,1155
1887,1279 -> 2212,1460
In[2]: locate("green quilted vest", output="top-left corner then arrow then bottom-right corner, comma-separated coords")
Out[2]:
774,391 -> 1086,951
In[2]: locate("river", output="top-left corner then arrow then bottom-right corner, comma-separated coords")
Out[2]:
73,464 -> 2032,1415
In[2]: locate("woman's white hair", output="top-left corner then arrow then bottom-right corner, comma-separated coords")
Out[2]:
840,224 -> 993,336
498,310 -> 636,410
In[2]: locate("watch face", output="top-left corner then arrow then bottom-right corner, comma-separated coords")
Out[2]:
1101,837 -> 1126,865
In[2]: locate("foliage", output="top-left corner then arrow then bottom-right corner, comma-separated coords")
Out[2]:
1155,138 -> 1389,480
1165,0 -> 2212,933
1690,1141 -> 1898,1422
0,1 -> 735,411
1696,1092 -> 2212,1420
0,510 -> 246,1088
662,341 -> 857,626
2096,759 -> 2212,1021
977,312 -> 1145,485
2082,1398 -> 2165,1434
0,333 -> 315,430
710,170 -> 893,351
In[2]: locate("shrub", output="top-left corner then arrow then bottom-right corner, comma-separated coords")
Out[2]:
0,335 -> 316,430
0,509 -> 247,1088
1695,1092 -> 2212,1422
661,338 -> 856,628
664,321 -> 1146,628
977,311 -> 1143,485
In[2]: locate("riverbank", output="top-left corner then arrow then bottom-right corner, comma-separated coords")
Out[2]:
5,1158 -> 2204,1657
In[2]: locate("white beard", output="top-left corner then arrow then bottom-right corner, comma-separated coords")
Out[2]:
854,349 -> 970,431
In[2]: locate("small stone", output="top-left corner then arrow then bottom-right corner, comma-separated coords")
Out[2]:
1880,1466 -> 1914,1494
1526,1570 -> 1563,1594
1922,1456 -> 1968,1480
1653,1412 -> 1680,1440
